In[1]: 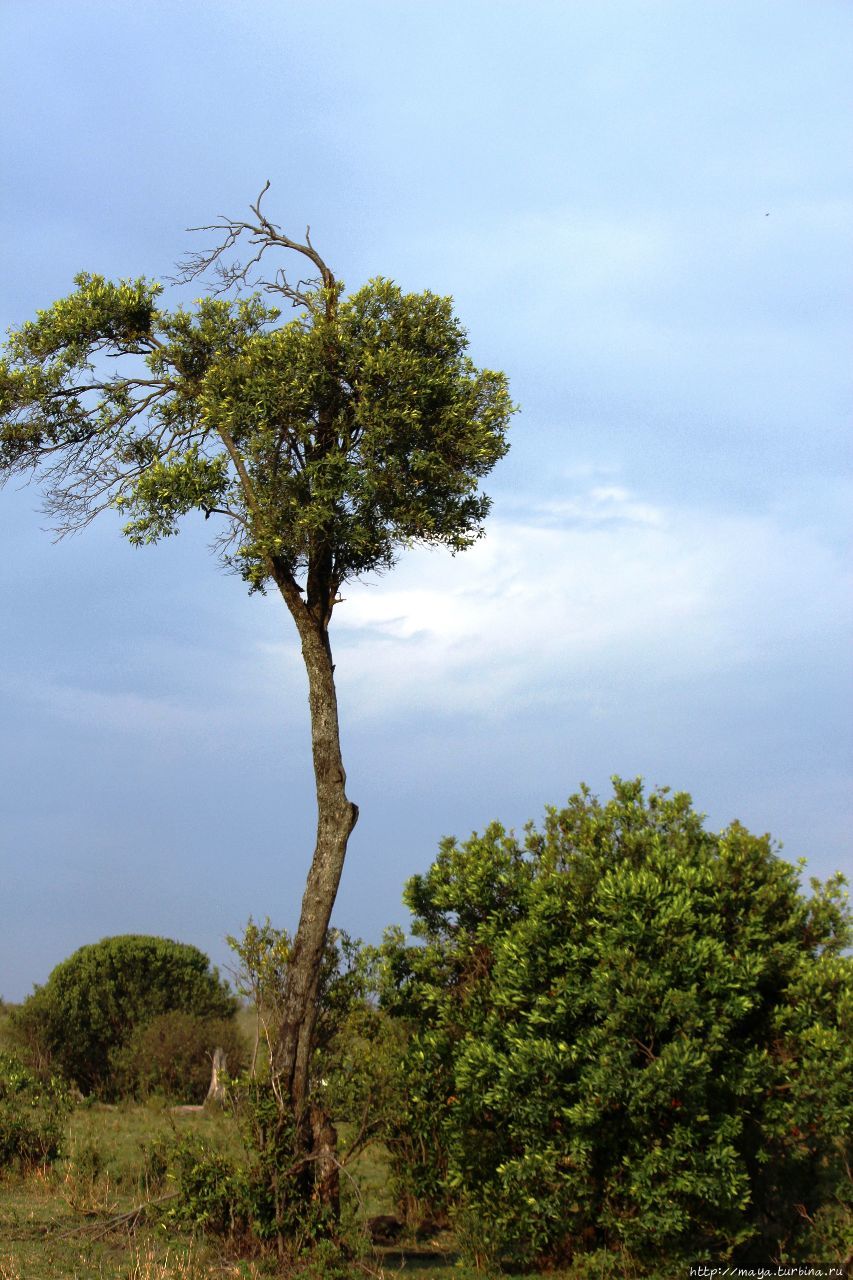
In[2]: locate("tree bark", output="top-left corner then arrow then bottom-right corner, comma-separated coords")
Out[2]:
270,582 -> 358,1128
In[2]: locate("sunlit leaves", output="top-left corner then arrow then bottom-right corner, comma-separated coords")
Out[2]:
1,268 -> 514,607
382,779 -> 852,1267
115,446 -> 230,544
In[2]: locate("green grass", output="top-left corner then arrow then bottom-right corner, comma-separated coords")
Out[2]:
0,1103 -> 481,1280
0,1104 -> 239,1280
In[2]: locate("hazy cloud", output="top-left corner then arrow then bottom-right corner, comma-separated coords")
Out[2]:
319,487 -> 850,720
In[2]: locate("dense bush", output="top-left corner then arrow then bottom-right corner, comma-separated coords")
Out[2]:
12,935 -> 237,1096
111,1010 -> 249,1103
0,1052 -> 71,1172
161,1087 -> 364,1265
381,779 -> 852,1270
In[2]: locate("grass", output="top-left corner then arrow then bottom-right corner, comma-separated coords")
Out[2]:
0,1103 -> 485,1280
0,1104 -> 234,1280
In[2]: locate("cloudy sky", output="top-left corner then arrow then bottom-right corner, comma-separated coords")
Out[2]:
1,1 -> 850,1001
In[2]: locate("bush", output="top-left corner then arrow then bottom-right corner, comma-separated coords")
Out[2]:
11,935 -> 237,1096
162,1089 -> 353,1255
381,779 -> 853,1270
111,1010 -> 249,1103
0,1052 -> 71,1172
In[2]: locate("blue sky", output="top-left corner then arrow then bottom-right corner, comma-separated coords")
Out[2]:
1,1 -> 850,1001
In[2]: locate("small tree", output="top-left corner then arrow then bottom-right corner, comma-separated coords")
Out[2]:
12,934 -> 236,1095
0,187 -> 514,1186
381,780 -> 853,1270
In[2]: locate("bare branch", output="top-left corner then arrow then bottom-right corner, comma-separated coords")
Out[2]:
172,183 -> 336,313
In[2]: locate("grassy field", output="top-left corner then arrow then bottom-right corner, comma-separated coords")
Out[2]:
0,1101 -> 499,1280
0,1006 -> 589,1278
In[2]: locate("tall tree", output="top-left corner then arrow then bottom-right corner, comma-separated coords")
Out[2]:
0,187 -> 514,1167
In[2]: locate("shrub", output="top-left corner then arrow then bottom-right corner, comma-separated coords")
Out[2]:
162,1092 -> 347,1253
0,1052 -> 71,1172
381,779 -> 853,1270
12,935 -> 236,1096
111,1010 -> 248,1103
164,1134 -> 249,1238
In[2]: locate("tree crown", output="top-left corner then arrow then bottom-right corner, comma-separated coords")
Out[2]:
0,198 -> 515,623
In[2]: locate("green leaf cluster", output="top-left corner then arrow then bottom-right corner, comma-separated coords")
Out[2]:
1,270 -> 513,601
380,779 -> 852,1269
12,935 -> 237,1097
0,1052 -> 71,1172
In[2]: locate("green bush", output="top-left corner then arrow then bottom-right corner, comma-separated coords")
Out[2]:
164,1133 -> 249,1238
0,1052 -> 71,1172
12,935 -> 237,1096
111,1010 -> 248,1103
162,1086 -> 352,1256
381,779 -> 853,1270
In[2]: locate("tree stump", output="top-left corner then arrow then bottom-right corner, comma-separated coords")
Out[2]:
205,1046 -> 228,1107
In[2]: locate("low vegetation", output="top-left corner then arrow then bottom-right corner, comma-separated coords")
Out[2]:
1,780 -> 850,1276
0,1101 -> 455,1279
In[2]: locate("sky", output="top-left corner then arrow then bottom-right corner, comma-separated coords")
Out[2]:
1,0 -> 850,1001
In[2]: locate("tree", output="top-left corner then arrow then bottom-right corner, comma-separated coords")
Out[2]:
380,780 -> 852,1270
0,187 -> 514,1173
12,935 -> 236,1095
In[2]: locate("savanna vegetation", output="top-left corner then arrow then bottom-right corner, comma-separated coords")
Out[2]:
11,936 -> 237,1097
1,781 -> 850,1277
0,174 -> 847,1280
0,188 -> 515,1218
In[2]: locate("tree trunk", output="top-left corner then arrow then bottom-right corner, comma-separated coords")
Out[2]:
271,598 -> 358,1132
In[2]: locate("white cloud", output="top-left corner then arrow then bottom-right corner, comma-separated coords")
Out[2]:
320,486 -> 850,722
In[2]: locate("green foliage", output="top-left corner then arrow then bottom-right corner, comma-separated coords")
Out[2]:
12,935 -> 237,1096
164,1133 -> 249,1238
318,989 -> 411,1166
0,1052 -> 71,1172
162,1084 -> 363,1266
381,779 -> 853,1269
0,259 -> 514,596
226,918 -> 373,1082
110,1011 -> 249,1104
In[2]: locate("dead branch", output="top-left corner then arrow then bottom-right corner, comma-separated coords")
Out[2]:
174,182 -> 336,311
53,1190 -> 180,1240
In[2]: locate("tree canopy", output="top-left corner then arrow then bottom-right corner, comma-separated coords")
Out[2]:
0,257 -> 512,612
12,934 -> 236,1095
